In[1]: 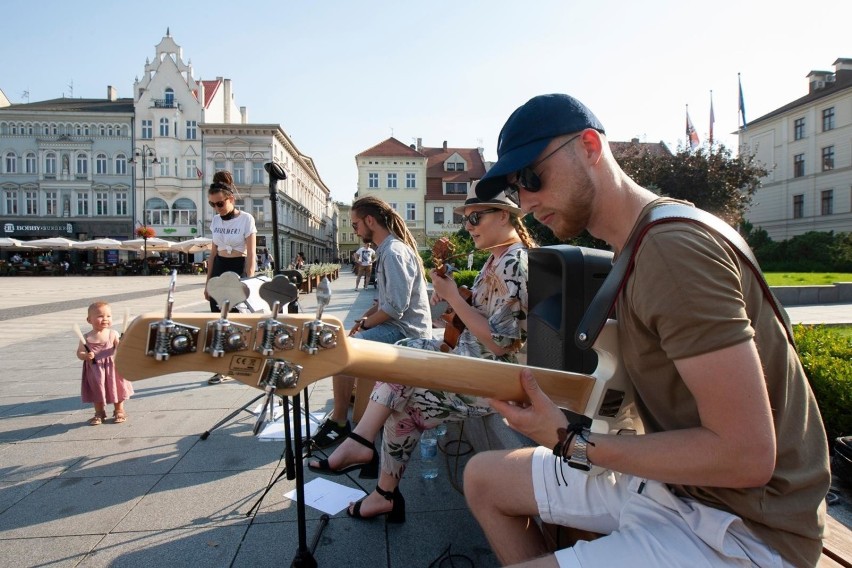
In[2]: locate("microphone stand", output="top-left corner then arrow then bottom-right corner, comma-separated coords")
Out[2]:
261,162 -> 328,567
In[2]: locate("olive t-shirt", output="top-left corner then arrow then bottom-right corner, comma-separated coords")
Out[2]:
616,201 -> 830,566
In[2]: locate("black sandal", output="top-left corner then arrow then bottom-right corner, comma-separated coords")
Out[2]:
307,431 -> 379,479
348,485 -> 405,523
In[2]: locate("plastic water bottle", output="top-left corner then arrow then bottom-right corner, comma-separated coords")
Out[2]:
435,422 -> 447,438
420,429 -> 439,479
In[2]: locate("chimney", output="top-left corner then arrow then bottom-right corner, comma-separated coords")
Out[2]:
223,78 -> 231,122
443,140 -> 447,151
240,106 -> 247,124
416,137 -> 422,151
107,85 -> 117,101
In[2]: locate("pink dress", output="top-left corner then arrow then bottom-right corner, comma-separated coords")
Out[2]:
81,330 -> 134,404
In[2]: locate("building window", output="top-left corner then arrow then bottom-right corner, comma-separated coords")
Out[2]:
45,191 -> 57,216
406,203 -> 416,221
252,162 -> 264,184
95,191 -> 109,215
185,159 -> 197,179
233,163 -> 245,184
164,88 -> 174,107
406,172 -> 416,188
214,160 -> 226,174
822,146 -> 834,171
96,154 -> 108,175
115,154 -> 127,175
115,191 -> 128,216
792,194 -> 804,219
172,198 -> 197,225
141,120 -> 152,139
147,197 -> 169,225
445,182 -> 467,194
25,153 -> 36,174
822,107 -> 835,132
76,192 -> 89,216
186,120 -> 197,140
821,190 -> 834,215
446,161 -> 465,172
25,191 -> 38,215
5,190 -> 18,214
159,118 -> 170,137
45,153 -> 57,175
793,154 -> 805,178
252,198 -> 264,221
452,211 -> 464,224
76,153 -> 88,175
159,157 -> 170,177
387,172 -> 397,189
389,202 -> 398,211
5,152 -> 16,173
368,172 -> 378,188
794,118 -> 805,140
433,206 -> 444,224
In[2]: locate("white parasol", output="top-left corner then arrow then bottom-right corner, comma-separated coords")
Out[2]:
24,237 -> 78,249
71,238 -> 124,250
173,236 -> 213,253
0,237 -> 34,249
119,237 -> 177,252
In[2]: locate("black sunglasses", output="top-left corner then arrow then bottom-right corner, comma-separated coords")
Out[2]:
461,208 -> 501,227
505,133 -> 581,204
208,200 -> 227,208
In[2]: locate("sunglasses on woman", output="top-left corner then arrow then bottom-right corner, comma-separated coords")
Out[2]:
504,133 -> 581,205
461,208 -> 500,227
208,200 -> 228,208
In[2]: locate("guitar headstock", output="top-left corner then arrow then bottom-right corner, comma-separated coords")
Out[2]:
116,311 -> 352,396
432,237 -> 455,277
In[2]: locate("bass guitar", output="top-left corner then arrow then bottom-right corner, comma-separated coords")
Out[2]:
115,272 -> 641,467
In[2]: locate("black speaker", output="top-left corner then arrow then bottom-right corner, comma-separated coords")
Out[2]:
527,245 -> 613,374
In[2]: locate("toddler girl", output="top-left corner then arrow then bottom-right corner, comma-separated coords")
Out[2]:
76,301 -> 134,425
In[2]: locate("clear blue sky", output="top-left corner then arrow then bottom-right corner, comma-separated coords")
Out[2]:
2,0 -> 850,203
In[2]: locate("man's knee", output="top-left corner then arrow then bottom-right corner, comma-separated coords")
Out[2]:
465,450 -> 511,503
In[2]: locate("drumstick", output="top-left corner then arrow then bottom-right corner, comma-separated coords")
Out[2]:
120,308 -> 130,337
73,323 -> 94,365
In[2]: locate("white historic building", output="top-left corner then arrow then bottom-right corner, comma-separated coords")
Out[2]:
201,123 -> 335,266
740,57 -> 852,240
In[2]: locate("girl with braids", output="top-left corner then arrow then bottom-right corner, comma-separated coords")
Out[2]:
311,196 -> 433,449
309,185 -> 535,523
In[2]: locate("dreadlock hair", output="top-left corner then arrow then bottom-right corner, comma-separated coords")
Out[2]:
352,196 -> 426,278
510,214 -> 538,250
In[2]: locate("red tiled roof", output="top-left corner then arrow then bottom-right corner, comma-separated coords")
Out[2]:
356,137 -> 425,158
201,80 -> 220,109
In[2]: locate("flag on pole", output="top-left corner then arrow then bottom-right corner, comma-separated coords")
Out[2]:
738,73 -> 747,130
709,91 -> 715,145
196,167 -> 203,179
686,105 -> 699,150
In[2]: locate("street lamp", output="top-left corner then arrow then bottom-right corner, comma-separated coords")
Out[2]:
129,145 -> 159,275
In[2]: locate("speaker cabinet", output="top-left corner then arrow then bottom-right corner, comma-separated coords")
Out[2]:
527,245 -> 613,374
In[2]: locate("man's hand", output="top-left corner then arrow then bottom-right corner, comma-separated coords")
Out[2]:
489,369 -> 568,448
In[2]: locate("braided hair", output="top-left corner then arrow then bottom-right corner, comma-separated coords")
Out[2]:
510,214 -> 538,250
352,196 -> 426,278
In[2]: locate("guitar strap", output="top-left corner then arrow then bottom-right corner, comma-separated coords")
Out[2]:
574,202 -> 795,351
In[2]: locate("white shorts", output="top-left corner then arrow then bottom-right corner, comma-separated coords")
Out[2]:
530,446 -> 791,568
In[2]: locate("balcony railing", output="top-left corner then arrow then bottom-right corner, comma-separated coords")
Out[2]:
150,99 -> 182,111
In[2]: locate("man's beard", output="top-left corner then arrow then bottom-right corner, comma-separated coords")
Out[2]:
552,170 -> 594,240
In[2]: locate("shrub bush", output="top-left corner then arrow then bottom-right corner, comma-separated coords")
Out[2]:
794,324 -> 852,443
452,270 -> 478,289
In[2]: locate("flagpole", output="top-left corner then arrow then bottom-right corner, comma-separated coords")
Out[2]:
709,90 -> 715,146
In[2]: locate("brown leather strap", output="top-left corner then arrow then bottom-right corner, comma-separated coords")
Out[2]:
575,203 -> 795,350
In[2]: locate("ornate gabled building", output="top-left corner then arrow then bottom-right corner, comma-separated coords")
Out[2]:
740,57 -> 852,240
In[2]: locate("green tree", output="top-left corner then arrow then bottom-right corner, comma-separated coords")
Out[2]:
616,143 -> 768,226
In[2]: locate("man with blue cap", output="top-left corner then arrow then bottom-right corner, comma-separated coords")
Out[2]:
463,94 -> 829,567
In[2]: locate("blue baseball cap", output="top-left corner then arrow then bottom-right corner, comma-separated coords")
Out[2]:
476,94 -> 605,200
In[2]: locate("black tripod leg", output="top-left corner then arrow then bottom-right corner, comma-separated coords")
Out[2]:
200,393 -> 266,440
290,391 -> 327,568
282,396 -> 296,480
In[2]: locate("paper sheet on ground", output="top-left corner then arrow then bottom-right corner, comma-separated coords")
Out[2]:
283,477 -> 367,515
255,410 -> 324,441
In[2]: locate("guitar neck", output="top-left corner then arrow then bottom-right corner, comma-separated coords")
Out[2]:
344,338 -> 596,414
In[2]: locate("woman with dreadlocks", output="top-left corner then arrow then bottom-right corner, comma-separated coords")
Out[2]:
310,196 -> 433,450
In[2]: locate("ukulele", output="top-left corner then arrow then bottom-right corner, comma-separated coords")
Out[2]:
431,237 -> 473,351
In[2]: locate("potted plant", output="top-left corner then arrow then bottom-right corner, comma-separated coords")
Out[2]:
135,226 -> 156,239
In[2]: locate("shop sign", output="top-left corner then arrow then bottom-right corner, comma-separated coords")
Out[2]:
3,221 -> 75,236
